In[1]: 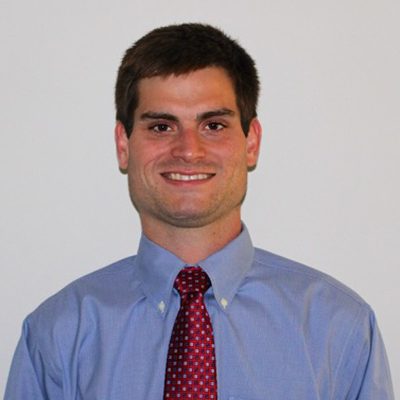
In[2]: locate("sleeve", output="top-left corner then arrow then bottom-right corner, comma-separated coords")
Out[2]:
333,307 -> 394,400
4,318 -> 63,400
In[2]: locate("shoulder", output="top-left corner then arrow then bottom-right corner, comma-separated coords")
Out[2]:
250,248 -> 377,363
24,255 -> 142,347
34,255 -> 138,309
250,247 -> 373,323
249,249 -> 393,398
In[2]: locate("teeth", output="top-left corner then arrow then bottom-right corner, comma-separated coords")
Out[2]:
166,173 -> 211,181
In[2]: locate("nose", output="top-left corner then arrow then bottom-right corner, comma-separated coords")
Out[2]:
170,128 -> 206,162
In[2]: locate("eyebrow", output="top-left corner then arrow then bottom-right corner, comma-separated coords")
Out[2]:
196,108 -> 235,121
139,112 -> 179,122
139,108 -> 235,123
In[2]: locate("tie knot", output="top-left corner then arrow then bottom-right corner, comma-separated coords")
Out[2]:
174,266 -> 211,295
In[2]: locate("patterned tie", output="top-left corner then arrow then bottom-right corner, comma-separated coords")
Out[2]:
164,266 -> 218,399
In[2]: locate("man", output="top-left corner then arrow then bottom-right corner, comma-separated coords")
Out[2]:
5,23 -> 394,399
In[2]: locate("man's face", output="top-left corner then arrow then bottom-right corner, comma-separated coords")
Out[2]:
115,67 -> 261,231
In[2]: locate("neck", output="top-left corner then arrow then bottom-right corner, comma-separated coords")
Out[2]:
140,214 -> 242,264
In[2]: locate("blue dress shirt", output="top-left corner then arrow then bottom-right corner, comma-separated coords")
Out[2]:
5,227 -> 394,399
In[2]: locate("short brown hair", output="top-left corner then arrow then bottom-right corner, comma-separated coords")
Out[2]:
115,23 -> 259,137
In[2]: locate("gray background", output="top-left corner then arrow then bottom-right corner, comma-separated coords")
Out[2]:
1,0 -> 399,396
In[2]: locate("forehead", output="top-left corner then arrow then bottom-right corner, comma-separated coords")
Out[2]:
135,67 -> 238,113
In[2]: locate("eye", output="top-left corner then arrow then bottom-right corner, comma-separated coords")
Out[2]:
205,122 -> 226,131
150,123 -> 172,133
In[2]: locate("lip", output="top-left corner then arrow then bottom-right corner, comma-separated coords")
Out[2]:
161,171 -> 215,184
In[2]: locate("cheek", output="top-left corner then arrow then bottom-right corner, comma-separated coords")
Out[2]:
222,144 -> 248,170
128,146 -> 165,185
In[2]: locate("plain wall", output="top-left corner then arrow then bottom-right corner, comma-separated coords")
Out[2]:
1,0 -> 399,396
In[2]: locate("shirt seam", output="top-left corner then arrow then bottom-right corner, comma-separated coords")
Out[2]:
24,315 -> 62,390
331,304 -> 366,399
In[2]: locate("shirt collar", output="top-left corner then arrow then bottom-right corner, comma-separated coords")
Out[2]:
200,225 -> 254,311
134,224 -> 254,315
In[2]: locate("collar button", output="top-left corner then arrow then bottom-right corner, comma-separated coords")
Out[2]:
158,301 -> 166,313
220,298 -> 228,309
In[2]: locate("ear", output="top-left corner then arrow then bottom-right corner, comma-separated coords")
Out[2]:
115,121 -> 130,172
246,118 -> 262,170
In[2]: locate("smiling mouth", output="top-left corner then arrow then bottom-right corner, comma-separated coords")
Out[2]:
162,172 -> 214,181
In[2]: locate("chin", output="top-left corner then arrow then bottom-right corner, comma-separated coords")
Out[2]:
157,208 -> 222,229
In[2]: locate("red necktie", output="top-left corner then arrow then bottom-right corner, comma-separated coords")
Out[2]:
164,266 -> 218,399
